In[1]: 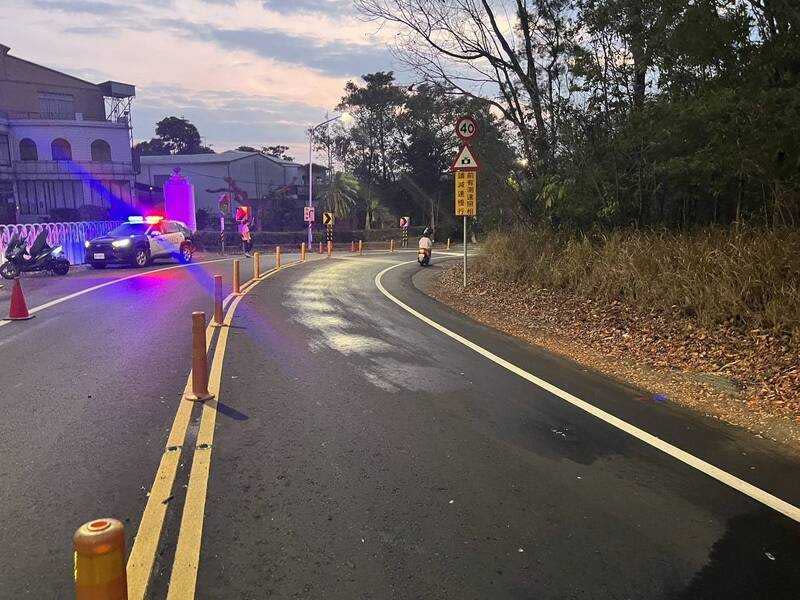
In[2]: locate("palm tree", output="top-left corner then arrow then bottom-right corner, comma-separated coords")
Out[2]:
322,172 -> 360,219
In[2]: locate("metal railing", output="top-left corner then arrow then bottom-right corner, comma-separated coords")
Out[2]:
0,221 -> 121,266
12,160 -> 134,176
0,110 -> 117,123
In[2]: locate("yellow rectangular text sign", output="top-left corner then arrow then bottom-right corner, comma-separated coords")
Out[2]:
454,171 -> 477,216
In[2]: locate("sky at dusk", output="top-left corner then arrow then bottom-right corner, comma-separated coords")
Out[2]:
3,0 -> 401,160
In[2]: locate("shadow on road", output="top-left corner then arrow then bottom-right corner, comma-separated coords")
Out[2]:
676,509 -> 800,599
214,400 -> 249,421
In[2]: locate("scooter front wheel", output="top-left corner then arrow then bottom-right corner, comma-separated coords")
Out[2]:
51,261 -> 70,276
0,262 -> 20,279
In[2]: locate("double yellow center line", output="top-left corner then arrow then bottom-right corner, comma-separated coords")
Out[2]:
126,258 -> 310,599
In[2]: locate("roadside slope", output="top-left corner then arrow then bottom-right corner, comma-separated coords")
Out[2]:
423,261 -> 800,451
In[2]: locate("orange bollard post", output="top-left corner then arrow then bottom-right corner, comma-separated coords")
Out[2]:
350,240 -> 355,253
447,238 -> 451,251
359,240 -> 363,255
186,311 -> 214,401
327,240 -> 332,257
276,246 -> 281,269
301,242 -> 306,262
232,260 -> 241,295
390,239 -> 395,253
213,275 -> 224,326
253,251 -> 261,279
318,241 -> 323,254
74,518 -> 128,600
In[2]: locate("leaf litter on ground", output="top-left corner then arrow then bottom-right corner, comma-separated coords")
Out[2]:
430,265 -> 800,452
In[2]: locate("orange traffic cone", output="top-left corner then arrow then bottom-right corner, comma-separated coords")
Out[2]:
8,279 -> 34,320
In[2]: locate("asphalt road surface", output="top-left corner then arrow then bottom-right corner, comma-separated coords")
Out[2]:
0,250 -> 298,598
1,249 -> 799,599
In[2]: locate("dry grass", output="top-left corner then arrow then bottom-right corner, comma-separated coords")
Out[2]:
478,228 -> 800,340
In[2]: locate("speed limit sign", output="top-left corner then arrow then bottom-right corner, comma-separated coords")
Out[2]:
456,116 -> 478,141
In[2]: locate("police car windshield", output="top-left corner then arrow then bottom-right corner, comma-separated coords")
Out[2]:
108,223 -> 149,236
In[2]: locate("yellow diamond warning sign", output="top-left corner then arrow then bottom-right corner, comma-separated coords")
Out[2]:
455,171 -> 477,216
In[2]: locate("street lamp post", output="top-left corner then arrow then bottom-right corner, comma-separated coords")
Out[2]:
307,113 -> 351,247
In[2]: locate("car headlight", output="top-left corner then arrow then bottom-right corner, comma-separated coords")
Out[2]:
84,241 -> 91,249
112,239 -> 131,248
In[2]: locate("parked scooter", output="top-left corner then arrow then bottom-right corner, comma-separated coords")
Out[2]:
1,230 -> 70,279
418,247 -> 431,266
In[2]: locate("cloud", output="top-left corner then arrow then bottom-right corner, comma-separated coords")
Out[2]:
7,0 -> 397,151
163,21 -> 393,77
133,84 -> 325,154
209,28 -> 391,77
61,25 -> 122,35
30,0 -> 129,15
261,0 -> 353,15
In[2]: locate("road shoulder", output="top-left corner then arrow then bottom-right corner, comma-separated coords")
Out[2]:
415,259 -> 800,451
393,258 -> 800,512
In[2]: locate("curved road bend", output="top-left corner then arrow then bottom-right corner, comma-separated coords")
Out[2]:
1,251 -> 798,598
185,254 -> 799,599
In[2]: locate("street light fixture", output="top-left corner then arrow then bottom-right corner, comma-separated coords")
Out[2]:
307,112 -> 352,246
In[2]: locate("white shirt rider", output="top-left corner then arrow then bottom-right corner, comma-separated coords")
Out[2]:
419,235 -> 432,250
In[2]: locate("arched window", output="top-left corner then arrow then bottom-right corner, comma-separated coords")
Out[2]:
51,138 -> 72,161
19,138 -> 38,161
90,139 -> 112,162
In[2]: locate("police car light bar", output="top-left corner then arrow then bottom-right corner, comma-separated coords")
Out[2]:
128,216 -> 144,223
145,216 -> 163,224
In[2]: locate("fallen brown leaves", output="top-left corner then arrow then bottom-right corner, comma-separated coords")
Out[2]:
431,265 -> 800,450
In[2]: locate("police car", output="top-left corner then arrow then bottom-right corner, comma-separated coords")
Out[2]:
84,216 -> 195,269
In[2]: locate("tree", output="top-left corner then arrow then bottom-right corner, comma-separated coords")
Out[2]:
356,0 -> 800,230
133,138 -> 169,157
314,121 -> 349,174
135,117 -> 214,156
356,1 -> 575,173
155,117 -> 214,154
236,145 -> 258,152
337,72 -> 405,185
328,75 -> 516,233
397,85 -> 517,232
321,172 -> 361,218
262,145 -> 294,162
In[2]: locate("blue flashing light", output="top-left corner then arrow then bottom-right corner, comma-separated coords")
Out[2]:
128,216 -> 144,223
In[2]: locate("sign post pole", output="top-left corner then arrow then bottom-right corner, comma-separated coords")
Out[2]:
452,115 -> 479,288
220,219 -> 225,256
463,215 -> 467,287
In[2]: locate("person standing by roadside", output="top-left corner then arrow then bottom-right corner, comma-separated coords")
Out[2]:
235,205 -> 252,256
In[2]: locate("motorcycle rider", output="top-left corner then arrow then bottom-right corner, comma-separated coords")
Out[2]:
418,227 -> 433,262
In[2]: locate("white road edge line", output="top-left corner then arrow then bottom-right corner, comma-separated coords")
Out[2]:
0,257 -> 235,328
375,259 -> 800,524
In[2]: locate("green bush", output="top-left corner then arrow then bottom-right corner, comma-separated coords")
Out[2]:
477,228 -> 800,338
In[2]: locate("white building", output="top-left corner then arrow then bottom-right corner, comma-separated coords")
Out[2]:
137,150 -> 306,214
0,44 -> 136,223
